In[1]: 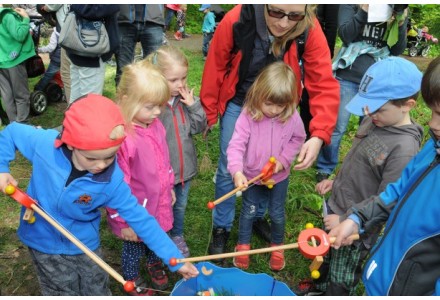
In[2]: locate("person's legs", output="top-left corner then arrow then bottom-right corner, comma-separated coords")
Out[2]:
170,181 -> 191,237
164,8 -> 175,31
139,22 -> 163,59
316,78 -> 358,177
28,247 -> 111,296
237,186 -> 263,245
209,101 -> 241,256
202,33 -> 213,58
0,68 -> 17,122
268,178 -> 289,245
121,241 -> 145,281
35,61 -> 60,91
115,24 -> 137,87
60,48 -> 71,101
10,63 -> 30,123
69,60 -> 105,103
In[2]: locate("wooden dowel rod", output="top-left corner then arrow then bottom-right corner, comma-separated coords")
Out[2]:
173,234 -> 360,265
212,173 -> 264,206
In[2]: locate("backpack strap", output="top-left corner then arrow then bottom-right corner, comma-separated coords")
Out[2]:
295,28 -> 309,81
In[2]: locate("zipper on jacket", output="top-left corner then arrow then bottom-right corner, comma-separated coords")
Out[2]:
168,104 -> 185,185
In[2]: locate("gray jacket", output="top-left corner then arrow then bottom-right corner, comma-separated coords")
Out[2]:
327,117 -> 423,248
159,96 -> 207,185
118,4 -> 164,26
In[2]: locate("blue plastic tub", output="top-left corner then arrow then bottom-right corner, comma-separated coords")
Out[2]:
171,262 -> 295,296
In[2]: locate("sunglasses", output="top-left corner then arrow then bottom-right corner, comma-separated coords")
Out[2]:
266,5 -> 306,22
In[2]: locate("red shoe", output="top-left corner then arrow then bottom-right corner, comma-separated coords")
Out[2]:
270,244 -> 285,271
233,244 -> 250,269
147,261 -> 169,290
174,31 -> 183,41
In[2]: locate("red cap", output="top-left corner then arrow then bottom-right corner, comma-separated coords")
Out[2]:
54,94 -> 125,150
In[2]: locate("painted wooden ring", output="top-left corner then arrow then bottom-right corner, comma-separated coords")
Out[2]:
297,228 -> 331,259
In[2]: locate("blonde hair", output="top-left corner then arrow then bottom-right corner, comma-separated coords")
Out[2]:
244,61 -> 298,122
266,4 -> 316,58
116,61 -> 170,130
145,45 -> 188,76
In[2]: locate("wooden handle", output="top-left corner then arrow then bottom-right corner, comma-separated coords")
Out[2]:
212,172 -> 264,206
171,233 -> 360,265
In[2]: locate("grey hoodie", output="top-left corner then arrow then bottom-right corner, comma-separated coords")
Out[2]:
327,117 -> 423,246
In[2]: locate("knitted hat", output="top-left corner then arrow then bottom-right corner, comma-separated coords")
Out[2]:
345,57 -> 422,116
54,94 -> 125,150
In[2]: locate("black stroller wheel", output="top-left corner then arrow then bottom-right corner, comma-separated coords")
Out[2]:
45,82 -> 63,102
421,46 -> 430,57
30,91 -> 48,115
409,46 -> 418,57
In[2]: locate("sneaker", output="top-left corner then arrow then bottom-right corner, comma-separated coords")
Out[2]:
171,235 -> 190,258
269,244 -> 285,271
125,278 -> 155,296
147,262 -> 169,290
293,278 -> 324,296
182,33 -> 191,38
208,227 -> 230,261
233,244 -> 250,269
316,172 -> 330,183
253,218 -> 271,243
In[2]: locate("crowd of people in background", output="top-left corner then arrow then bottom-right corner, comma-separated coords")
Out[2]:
1,3 -> 440,297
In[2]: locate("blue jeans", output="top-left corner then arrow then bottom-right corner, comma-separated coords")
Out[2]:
170,180 -> 191,237
202,32 -> 213,57
213,101 -> 241,230
317,78 -> 359,175
238,178 -> 289,245
35,61 -> 60,91
164,8 -> 177,29
115,22 -> 163,86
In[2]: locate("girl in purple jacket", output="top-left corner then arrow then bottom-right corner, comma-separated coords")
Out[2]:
227,62 -> 306,271
106,61 -> 175,295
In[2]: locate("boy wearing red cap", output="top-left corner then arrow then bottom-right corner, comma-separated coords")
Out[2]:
0,94 -> 198,296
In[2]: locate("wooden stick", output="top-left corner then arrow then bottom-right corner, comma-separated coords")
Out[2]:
172,234 -> 360,265
30,204 -> 126,285
211,173 -> 264,206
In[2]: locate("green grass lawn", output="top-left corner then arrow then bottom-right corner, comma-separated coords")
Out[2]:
0,48 -> 434,296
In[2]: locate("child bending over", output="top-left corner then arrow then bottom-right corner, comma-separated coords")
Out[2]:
0,94 -> 198,296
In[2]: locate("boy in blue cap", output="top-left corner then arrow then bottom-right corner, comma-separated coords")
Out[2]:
330,56 -> 440,296
199,4 -> 215,60
309,57 -> 424,296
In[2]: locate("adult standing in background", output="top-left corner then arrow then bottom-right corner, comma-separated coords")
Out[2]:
200,4 -> 340,257
41,4 -> 71,102
315,4 -> 408,182
115,5 -> 165,86
164,4 -> 180,32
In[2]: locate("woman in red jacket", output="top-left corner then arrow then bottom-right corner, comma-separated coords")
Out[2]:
200,4 -> 339,257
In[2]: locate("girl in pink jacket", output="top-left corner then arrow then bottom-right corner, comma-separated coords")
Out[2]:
227,62 -> 306,271
106,61 -> 175,295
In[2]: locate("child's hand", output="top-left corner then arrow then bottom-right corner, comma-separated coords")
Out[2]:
171,189 -> 176,206
121,227 -> 138,242
14,7 -> 29,18
233,172 -> 248,189
177,262 -> 199,279
328,219 -> 359,249
316,179 -> 334,195
178,86 -> 195,107
274,161 -> 284,174
0,173 -> 18,193
324,214 -> 340,231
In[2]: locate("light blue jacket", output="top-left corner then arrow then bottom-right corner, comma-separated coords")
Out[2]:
202,11 -> 215,33
0,123 -> 184,271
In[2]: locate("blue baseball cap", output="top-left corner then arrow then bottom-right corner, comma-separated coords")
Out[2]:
345,57 -> 422,116
199,4 -> 211,11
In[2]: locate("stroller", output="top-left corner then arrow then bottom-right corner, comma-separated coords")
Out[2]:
28,15 -> 64,115
407,22 -> 438,57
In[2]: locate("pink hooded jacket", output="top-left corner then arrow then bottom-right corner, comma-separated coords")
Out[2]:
106,120 -> 175,239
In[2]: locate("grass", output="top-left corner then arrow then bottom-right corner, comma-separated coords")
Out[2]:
0,46 -> 434,296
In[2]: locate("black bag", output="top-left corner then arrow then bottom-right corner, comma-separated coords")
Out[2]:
25,55 -> 45,78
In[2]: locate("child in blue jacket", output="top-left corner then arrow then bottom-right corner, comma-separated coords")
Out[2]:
330,56 -> 440,296
0,94 -> 198,296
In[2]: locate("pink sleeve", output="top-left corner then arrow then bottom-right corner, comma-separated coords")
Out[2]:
227,112 -> 250,176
